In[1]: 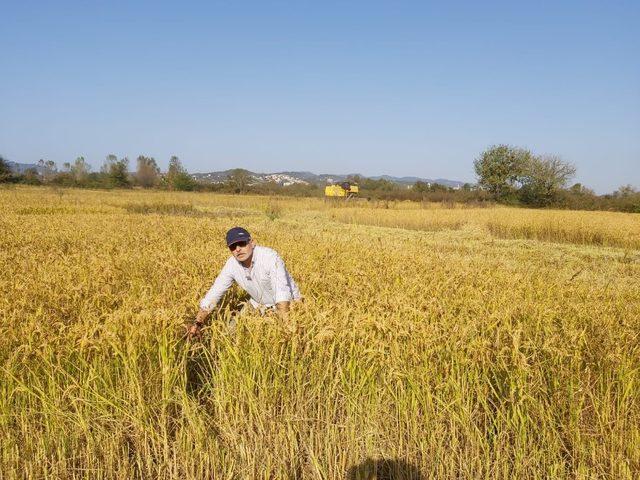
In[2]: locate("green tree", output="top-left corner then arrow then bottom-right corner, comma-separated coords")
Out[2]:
361,178 -> 398,191
605,185 -> 640,213
615,184 -> 637,197
71,156 -> 90,184
0,155 -> 11,182
166,155 -> 195,191
474,145 -> 532,200
412,181 -> 450,194
100,154 -> 129,187
431,183 -> 450,192
412,180 -> 431,193
569,183 -> 594,195
22,168 -> 42,185
519,155 -> 576,206
38,159 -> 58,183
101,154 -> 118,174
226,168 -> 252,194
135,155 -> 160,188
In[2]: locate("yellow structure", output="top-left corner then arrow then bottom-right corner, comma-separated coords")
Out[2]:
324,182 -> 359,198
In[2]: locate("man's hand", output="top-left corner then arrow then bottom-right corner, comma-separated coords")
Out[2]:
195,308 -> 210,324
275,301 -> 290,320
186,321 -> 202,340
186,309 -> 210,340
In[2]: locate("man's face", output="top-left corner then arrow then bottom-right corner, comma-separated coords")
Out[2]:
229,239 -> 255,263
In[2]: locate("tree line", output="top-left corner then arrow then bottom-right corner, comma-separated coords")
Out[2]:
1,147 -> 638,213
0,154 -> 197,191
472,144 -> 639,212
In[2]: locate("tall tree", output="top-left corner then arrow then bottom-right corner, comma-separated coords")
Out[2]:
71,156 -> 90,183
412,180 -> 431,193
108,157 -> 130,187
569,183 -> 594,195
100,154 -> 129,187
360,177 -> 399,191
474,145 -> 532,200
166,155 -> 195,191
0,155 -> 12,182
101,154 -> 118,174
135,155 -> 160,188
615,184 -> 637,197
22,168 -> 41,185
519,155 -> 576,206
226,168 -> 251,194
37,159 -> 58,183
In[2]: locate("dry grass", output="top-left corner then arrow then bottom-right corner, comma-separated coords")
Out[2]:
1,186 -> 639,479
326,205 -> 640,250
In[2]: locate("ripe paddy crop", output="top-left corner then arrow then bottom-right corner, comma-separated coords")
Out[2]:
1,186 -> 639,479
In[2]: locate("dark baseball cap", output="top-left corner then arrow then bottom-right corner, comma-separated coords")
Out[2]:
226,227 -> 251,246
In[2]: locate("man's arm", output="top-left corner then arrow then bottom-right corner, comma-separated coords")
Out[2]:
199,262 -> 235,313
271,253 -> 295,320
189,263 -> 235,338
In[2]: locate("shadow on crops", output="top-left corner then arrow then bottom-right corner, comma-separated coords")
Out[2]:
184,296 -> 249,397
185,345 -> 213,397
346,458 -> 423,480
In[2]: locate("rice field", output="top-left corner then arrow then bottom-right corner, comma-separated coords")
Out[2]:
1,186 -> 639,479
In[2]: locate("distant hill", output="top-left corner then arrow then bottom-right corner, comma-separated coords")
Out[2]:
5,161 -> 467,188
191,169 -> 466,188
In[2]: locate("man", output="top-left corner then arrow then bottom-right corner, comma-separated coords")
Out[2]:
187,227 -> 301,338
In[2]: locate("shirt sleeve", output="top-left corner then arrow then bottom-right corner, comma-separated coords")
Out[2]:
199,260 -> 235,311
289,274 -> 302,301
271,253 -> 294,304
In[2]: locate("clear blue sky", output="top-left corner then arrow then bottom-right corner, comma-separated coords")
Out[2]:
1,1 -> 638,193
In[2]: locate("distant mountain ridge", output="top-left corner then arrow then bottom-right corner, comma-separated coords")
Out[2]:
5,161 -> 466,188
191,169 -> 466,188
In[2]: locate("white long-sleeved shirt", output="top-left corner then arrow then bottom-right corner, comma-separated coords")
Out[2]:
199,245 -> 301,311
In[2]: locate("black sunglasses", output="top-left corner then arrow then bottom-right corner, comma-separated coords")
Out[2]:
229,240 -> 249,251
